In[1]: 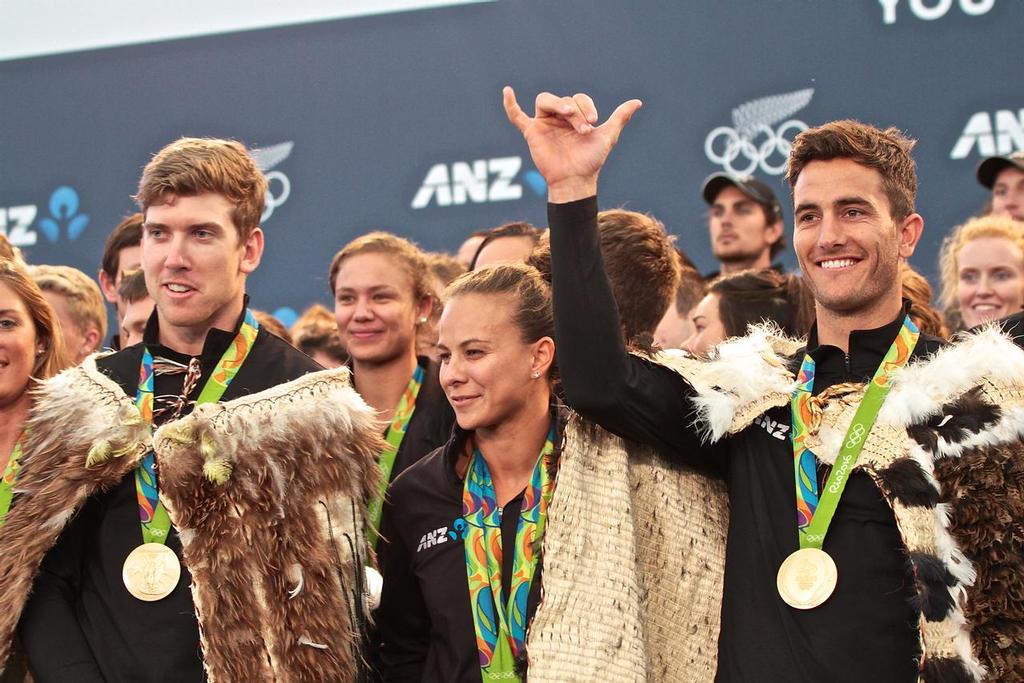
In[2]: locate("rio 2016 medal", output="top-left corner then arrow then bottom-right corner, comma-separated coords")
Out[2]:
776,547 -> 838,610
122,543 -> 181,602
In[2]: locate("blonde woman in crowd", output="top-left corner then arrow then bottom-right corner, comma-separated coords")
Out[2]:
939,214 -> 1024,331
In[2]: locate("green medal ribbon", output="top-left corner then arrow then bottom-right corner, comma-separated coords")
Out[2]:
133,309 -> 259,545
0,432 -> 25,527
791,315 -> 919,550
463,424 -> 556,683
366,363 -> 424,551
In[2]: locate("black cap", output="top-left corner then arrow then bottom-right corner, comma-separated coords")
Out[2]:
701,172 -> 781,218
977,150 -> 1024,189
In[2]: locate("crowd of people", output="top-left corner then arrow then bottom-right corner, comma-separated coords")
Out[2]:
0,87 -> 1023,683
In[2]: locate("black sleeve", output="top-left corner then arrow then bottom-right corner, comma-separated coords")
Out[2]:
548,197 -> 725,471
18,502 -> 105,683
376,489 -> 431,682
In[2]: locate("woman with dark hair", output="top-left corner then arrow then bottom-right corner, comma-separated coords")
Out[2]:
0,258 -> 68,682
683,269 -> 814,354
377,263 -> 558,682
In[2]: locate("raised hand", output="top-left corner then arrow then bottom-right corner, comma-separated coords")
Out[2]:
503,86 -> 642,203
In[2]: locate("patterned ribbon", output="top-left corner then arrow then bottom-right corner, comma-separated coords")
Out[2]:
0,432 -> 25,526
366,363 -> 423,550
133,308 -> 260,545
463,424 -> 555,682
791,315 -> 919,549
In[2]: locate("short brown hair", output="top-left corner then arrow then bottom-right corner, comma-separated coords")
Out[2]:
786,120 -> 918,222
529,209 -> 680,347
710,269 -> 814,339
900,263 -> 949,338
291,304 -> 347,365
0,259 -> 69,379
328,231 -> 432,303
29,264 -> 107,347
938,214 -> 1024,312
117,269 -> 149,304
135,137 -> 267,241
101,213 -> 143,279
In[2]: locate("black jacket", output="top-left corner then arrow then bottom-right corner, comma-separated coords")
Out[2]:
548,197 -> 942,683
376,409 -> 563,682
18,307 -> 321,683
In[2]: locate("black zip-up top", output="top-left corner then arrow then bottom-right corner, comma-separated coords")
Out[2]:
549,197 -> 945,683
376,409 -> 564,682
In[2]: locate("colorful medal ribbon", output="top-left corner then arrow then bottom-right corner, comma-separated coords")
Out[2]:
791,315 -> 919,550
133,308 -> 259,545
0,432 -> 26,527
366,363 -> 424,550
463,423 -> 556,683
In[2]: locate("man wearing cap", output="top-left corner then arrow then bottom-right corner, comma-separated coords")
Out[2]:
977,149 -> 1024,220
701,172 -> 785,278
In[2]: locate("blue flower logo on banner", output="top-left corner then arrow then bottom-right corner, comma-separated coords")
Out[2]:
38,186 -> 89,243
523,170 -> 547,196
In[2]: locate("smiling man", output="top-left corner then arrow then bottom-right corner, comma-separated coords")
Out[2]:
505,88 -> 1024,681
2,137 -> 380,682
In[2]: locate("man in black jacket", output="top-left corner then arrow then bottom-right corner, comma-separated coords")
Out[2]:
503,88 -> 1024,681
13,138 -> 328,682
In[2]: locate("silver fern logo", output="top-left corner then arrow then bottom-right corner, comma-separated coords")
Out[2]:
251,142 -> 293,222
705,89 -> 814,176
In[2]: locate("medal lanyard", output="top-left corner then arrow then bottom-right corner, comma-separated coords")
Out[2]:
0,431 -> 26,526
463,423 -> 556,683
366,363 -> 424,550
133,309 -> 259,545
791,315 -> 919,550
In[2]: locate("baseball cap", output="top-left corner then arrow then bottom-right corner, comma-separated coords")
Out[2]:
976,150 -> 1024,189
701,172 -> 782,217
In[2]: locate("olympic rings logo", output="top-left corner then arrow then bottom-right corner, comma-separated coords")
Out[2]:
261,170 -> 291,222
843,422 -> 867,450
704,119 -> 808,176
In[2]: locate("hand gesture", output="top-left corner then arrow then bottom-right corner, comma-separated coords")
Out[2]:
503,86 -> 642,203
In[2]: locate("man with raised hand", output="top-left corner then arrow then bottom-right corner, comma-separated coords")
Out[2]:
0,137 -> 380,683
505,88 -> 1024,681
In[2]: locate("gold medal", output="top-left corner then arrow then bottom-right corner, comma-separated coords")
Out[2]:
122,543 -> 181,602
776,547 -> 837,609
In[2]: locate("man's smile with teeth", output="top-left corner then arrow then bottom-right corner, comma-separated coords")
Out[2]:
820,259 -> 857,269
166,283 -> 192,292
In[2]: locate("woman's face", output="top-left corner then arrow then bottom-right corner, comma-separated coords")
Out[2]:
0,280 -> 38,409
682,293 -> 727,355
437,292 -> 551,432
333,252 -> 428,366
957,236 -> 1024,329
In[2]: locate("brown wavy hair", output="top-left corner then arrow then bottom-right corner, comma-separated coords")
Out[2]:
786,119 -> 917,222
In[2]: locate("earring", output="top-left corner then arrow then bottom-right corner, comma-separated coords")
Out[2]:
531,372 -> 540,379
417,316 -> 428,324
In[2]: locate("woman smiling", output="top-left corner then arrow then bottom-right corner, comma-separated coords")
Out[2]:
939,214 -> 1024,330
0,258 -> 67,682
377,263 -> 558,683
